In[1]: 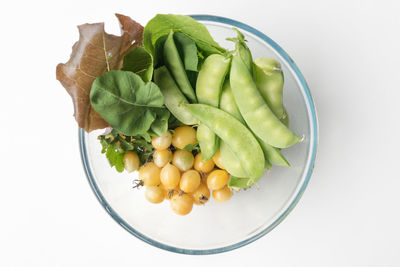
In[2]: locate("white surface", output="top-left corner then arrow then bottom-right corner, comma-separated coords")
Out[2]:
0,0 -> 399,266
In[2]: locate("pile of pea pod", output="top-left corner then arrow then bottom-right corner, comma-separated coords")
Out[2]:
154,29 -> 301,189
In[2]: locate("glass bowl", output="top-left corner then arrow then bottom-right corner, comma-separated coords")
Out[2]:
79,15 -> 318,254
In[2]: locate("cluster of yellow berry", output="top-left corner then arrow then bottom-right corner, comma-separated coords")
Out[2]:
126,126 -> 233,216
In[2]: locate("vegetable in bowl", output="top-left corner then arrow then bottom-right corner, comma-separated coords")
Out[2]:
56,13 -> 301,216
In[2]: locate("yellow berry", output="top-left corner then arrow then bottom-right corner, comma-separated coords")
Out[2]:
139,162 -> 161,186
194,152 -> 215,173
212,150 -> 224,169
212,186 -> 232,203
123,151 -> 140,173
172,150 -> 194,171
170,194 -> 193,215
207,169 -> 229,190
145,186 -> 164,204
153,149 -> 172,167
192,183 -> 211,205
180,170 -> 201,193
160,163 -> 181,189
151,131 -> 172,150
172,126 -> 197,149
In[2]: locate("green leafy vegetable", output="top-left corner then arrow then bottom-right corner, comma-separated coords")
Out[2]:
174,32 -> 199,71
143,14 -> 226,61
186,71 -> 198,90
114,151 -> 125,172
118,136 -> 134,151
56,14 -> 144,132
105,142 -> 125,173
100,138 -> 108,153
90,70 -> 169,137
99,131 -> 154,169
228,176 -> 255,188
122,46 -> 153,82
182,142 -> 200,153
150,109 -> 170,136
168,114 -> 185,129
137,132 -> 152,143
153,34 -> 168,67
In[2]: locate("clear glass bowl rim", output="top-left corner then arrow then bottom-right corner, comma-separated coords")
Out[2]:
79,14 -> 319,255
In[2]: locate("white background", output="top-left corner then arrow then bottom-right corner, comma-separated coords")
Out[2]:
1,0 -> 399,266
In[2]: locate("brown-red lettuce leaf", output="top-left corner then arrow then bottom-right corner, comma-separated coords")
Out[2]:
56,14 -> 143,132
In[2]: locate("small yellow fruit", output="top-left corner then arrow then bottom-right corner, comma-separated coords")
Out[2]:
172,126 -> 197,149
153,149 -> 172,167
194,153 -> 215,173
212,186 -> 232,203
212,150 -> 224,169
145,186 -> 164,204
160,163 -> 181,189
192,184 -> 211,205
151,131 -> 172,150
123,151 -> 140,173
180,170 -> 201,193
139,162 -> 161,186
170,194 -> 193,215
172,150 -> 194,171
207,169 -> 229,190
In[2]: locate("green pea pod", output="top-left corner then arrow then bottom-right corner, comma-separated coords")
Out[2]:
220,80 -> 280,170
163,31 -> 197,103
253,58 -> 285,120
219,141 -> 248,177
196,54 -> 231,160
187,104 -> 265,180
230,54 -> 301,148
173,32 -> 199,72
225,34 -> 290,161
219,80 -> 253,176
196,123 -> 220,161
220,79 -> 245,123
258,138 -> 290,167
153,66 -> 197,125
196,54 -> 230,106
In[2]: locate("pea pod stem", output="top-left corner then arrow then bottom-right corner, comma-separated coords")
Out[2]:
227,27 -> 253,73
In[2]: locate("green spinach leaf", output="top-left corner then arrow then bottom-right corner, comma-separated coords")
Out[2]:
137,132 -> 152,143
100,138 -> 108,153
115,151 -> 125,172
143,14 -> 225,59
150,109 -> 170,137
106,142 -> 118,166
99,132 -> 155,170
118,136 -> 134,151
122,46 -> 153,82
90,70 -> 169,136
168,114 -> 185,129
182,142 -> 200,152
